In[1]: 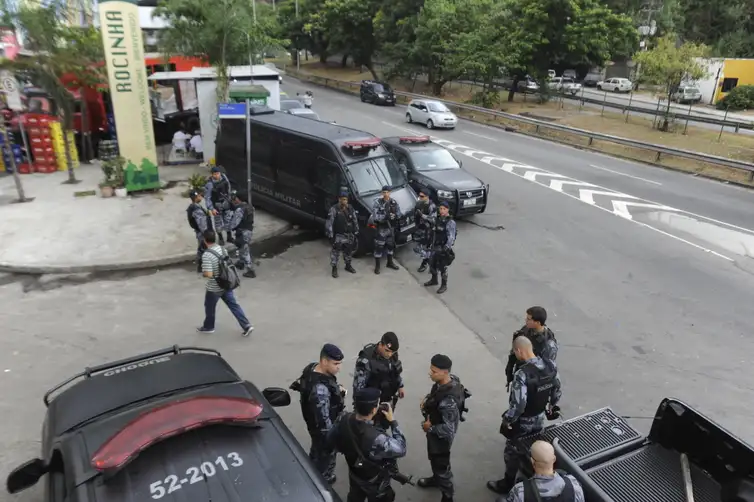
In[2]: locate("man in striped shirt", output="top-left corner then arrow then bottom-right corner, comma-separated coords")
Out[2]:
197,230 -> 254,337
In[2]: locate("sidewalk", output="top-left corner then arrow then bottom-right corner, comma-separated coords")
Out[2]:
0,164 -> 292,274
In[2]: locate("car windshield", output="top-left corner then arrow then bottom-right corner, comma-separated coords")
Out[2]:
685,88 -> 700,94
347,156 -> 407,195
410,149 -> 459,171
427,102 -> 450,112
372,83 -> 391,92
280,100 -> 303,111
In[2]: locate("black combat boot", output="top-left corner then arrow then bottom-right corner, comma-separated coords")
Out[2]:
243,269 -> 256,278
345,262 -> 356,273
332,266 -> 339,278
386,255 -> 400,270
437,274 -> 448,294
424,274 -> 438,287
418,259 -> 428,273
374,258 -> 381,274
417,477 -> 438,488
441,495 -> 454,502
486,477 -> 514,495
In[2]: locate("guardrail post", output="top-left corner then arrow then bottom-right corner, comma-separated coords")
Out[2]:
735,123 -> 740,133
625,93 -> 633,122
749,171 -> 754,183
718,107 -> 729,142
536,124 -> 540,133
588,137 -> 594,146
655,151 -> 662,162
684,104 -> 691,135
601,91 -> 607,116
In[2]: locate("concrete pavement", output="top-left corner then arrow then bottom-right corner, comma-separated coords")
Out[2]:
285,77 -> 754,443
0,163 -> 291,274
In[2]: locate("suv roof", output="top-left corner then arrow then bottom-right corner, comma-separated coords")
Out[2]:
382,135 -> 443,152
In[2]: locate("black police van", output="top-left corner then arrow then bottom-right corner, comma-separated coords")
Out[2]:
215,106 -> 418,253
360,80 -> 396,106
382,136 -> 489,217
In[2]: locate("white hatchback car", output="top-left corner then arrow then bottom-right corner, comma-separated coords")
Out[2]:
597,78 -> 633,92
406,99 -> 458,130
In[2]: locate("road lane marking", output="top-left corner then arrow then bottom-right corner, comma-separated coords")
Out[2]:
463,130 -> 497,141
589,164 -> 663,186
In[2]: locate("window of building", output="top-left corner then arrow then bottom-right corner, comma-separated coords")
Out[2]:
721,78 -> 739,93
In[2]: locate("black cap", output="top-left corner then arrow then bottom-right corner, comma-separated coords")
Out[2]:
381,331 -> 399,351
188,189 -> 200,199
381,185 -> 391,192
321,343 -> 344,361
230,189 -> 240,199
211,166 -> 221,173
438,201 -> 449,208
339,190 -> 349,198
353,387 -> 381,405
431,354 -> 452,370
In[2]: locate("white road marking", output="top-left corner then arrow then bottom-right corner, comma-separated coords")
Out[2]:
463,130 -> 497,141
590,164 -> 663,186
523,171 -> 568,182
612,201 -> 676,220
549,179 -> 598,192
580,189 -> 638,205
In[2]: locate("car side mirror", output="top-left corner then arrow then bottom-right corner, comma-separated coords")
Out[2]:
263,387 -> 292,407
6,458 -> 47,494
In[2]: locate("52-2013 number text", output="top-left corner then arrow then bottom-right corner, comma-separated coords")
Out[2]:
149,452 -> 244,499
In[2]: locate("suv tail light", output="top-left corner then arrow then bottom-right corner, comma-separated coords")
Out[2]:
91,396 -> 263,472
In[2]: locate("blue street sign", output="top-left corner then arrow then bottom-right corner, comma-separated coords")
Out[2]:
218,102 -> 247,118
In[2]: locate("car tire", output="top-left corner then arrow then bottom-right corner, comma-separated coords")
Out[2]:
597,85 -> 602,90
613,87 -> 620,92
427,119 -> 434,130
360,94 -> 366,102
406,113 -> 412,123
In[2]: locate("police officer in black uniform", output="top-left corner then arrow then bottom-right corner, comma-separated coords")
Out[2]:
418,354 -> 470,502
290,343 -> 347,484
326,190 -> 359,278
505,306 -> 558,390
228,190 -> 256,278
488,336 -> 562,496
186,190 -> 209,273
327,388 -> 407,502
413,190 -> 436,272
204,166 -> 233,246
423,201 -> 457,294
352,332 -> 405,431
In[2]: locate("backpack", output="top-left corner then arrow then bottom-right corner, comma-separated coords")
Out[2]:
205,248 -> 241,290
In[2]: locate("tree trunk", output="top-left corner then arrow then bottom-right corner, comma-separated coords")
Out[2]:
367,62 -> 379,81
0,118 -> 27,202
507,76 -> 520,102
341,54 -> 349,68
319,52 -> 328,64
660,92 -> 672,132
432,79 -> 446,96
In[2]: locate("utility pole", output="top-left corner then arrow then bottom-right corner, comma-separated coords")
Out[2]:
634,0 -> 661,90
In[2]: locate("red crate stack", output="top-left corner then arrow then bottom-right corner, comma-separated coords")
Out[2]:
26,114 -> 59,174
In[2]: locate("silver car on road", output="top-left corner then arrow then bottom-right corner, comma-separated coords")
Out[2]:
406,99 -> 458,130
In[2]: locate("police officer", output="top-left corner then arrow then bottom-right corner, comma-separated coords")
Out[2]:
204,166 -> 233,246
186,189 -> 209,273
423,201 -> 456,294
500,441 -> 584,502
290,343 -> 347,484
326,388 -> 407,502
418,354 -> 468,502
488,336 -> 562,496
371,185 -> 402,274
505,306 -> 558,390
326,190 -> 359,278
228,190 -> 256,279
413,190 -> 436,273
353,332 -> 404,431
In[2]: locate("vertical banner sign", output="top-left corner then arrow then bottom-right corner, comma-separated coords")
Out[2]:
98,0 -> 160,192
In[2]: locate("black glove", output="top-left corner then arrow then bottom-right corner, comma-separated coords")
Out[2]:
545,405 -> 561,421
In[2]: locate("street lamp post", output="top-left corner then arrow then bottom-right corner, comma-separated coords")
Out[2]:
296,0 -> 300,72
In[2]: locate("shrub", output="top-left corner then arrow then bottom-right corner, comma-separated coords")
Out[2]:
716,85 -> 754,111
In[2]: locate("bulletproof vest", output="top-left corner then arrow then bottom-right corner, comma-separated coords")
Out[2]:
414,200 -> 432,226
235,203 -> 254,231
521,360 -> 558,418
424,378 -> 466,426
209,175 -> 230,204
296,363 -> 345,431
433,216 -> 451,246
513,329 -> 557,373
523,472 -> 575,502
376,199 -> 397,227
360,344 -> 403,401
332,413 -> 383,482
186,203 -> 204,231
333,205 -> 357,235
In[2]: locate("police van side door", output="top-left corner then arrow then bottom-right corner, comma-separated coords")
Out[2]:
275,133 -> 316,223
310,156 -> 343,224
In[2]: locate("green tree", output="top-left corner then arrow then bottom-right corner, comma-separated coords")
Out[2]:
277,0 -> 331,64
373,0 -> 424,79
678,0 -> 754,57
154,0 -> 288,101
634,34 -> 708,130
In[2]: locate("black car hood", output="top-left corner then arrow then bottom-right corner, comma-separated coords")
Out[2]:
423,168 -> 483,190
363,186 -> 416,213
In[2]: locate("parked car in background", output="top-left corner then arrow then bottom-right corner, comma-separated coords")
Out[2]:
672,85 -> 703,104
360,80 -> 396,106
562,69 -> 578,80
582,69 -> 604,87
405,99 -> 458,130
597,78 -> 633,93
287,108 -> 321,120
517,76 -> 540,93
548,77 -> 582,95
280,99 -> 305,112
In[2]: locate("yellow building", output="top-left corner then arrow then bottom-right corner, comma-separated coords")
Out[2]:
714,58 -> 754,103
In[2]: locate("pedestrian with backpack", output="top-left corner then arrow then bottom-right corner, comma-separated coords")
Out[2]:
197,230 -> 254,337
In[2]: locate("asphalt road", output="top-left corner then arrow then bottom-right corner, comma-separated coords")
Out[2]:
287,78 -> 754,442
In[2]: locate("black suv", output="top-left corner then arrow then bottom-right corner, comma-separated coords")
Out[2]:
382,136 -> 488,217
6,346 -> 343,502
360,80 -> 396,106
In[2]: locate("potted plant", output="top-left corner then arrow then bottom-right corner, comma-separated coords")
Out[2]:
99,162 -> 115,198
104,157 -> 128,198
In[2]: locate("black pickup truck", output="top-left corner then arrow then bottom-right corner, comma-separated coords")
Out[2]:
518,398 -> 754,502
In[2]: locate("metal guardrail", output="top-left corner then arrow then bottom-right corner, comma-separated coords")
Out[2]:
283,68 -> 754,178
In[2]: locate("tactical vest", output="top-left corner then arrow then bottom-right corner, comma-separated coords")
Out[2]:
433,216 -> 451,247
523,473 -> 575,501
376,199 -> 397,227
209,175 -> 230,204
360,344 -> 403,402
332,413 -> 384,482
235,203 -> 254,231
513,329 -> 557,373
521,360 -> 558,418
295,362 -> 345,431
424,378 -> 467,426
333,205 -> 357,235
414,200 -> 432,227
186,203 -> 205,231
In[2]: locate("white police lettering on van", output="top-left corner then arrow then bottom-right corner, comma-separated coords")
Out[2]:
103,356 -> 171,376
252,183 -> 302,208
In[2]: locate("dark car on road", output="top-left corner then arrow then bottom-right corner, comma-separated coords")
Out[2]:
360,80 -> 396,106
6,346 -> 342,502
382,135 -> 489,217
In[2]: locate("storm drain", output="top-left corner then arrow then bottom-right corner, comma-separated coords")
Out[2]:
519,408 -> 641,462
586,443 -> 720,502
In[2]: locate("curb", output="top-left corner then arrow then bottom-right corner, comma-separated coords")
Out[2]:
0,224 -> 294,275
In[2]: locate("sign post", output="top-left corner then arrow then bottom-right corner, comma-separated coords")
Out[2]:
245,99 -> 252,205
217,102 -> 252,204
0,71 -> 32,203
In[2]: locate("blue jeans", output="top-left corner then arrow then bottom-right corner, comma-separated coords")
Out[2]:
202,290 -> 251,330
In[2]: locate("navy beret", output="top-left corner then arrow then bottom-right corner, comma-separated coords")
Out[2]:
353,387 -> 381,404
381,331 -> 399,351
339,190 -> 349,197
321,343 -> 344,361
381,185 -> 391,192
438,201 -> 449,208
211,166 -> 221,173
431,354 -> 452,370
